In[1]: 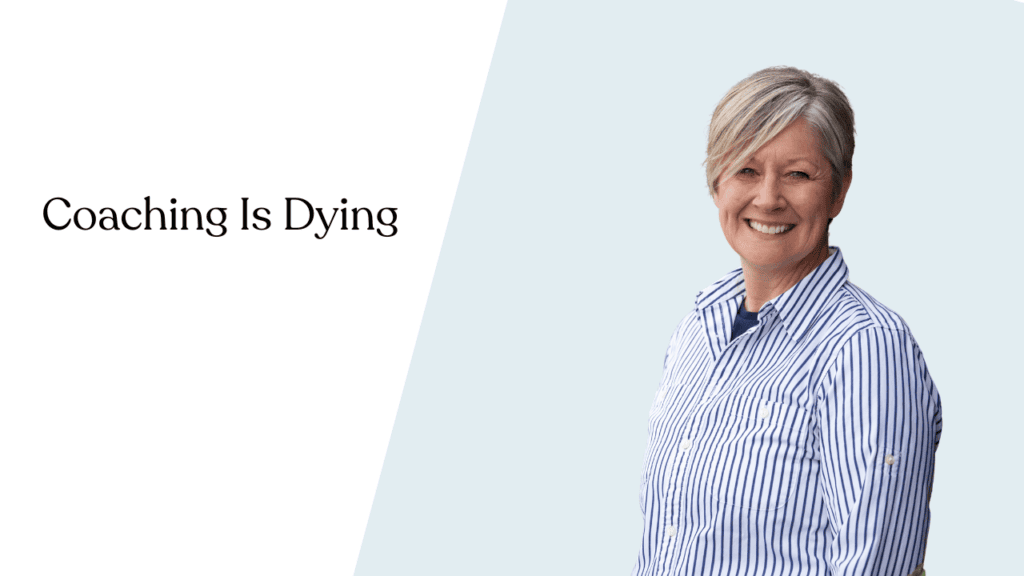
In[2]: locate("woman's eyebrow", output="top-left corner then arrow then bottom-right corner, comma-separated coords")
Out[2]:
779,156 -> 821,164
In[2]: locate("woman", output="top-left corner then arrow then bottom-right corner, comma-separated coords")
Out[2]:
632,67 -> 941,576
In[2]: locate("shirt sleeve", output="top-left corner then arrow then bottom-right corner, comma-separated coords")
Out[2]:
815,326 -> 941,576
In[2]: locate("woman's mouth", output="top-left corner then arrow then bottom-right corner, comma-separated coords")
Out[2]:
747,219 -> 795,235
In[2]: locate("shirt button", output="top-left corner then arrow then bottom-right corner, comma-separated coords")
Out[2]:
680,438 -> 692,450
885,454 -> 896,465
666,525 -> 677,537
657,390 -> 666,401
759,405 -> 770,419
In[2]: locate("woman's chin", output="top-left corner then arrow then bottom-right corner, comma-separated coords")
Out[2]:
738,245 -> 820,276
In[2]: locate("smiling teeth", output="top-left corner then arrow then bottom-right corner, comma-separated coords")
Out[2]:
748,220 -> 794,235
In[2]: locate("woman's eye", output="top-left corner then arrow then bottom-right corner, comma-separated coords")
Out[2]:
789,171 -> 810,179
738,168 -> 756,175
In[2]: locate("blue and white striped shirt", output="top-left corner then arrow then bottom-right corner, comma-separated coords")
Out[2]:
633,247 -> 942,576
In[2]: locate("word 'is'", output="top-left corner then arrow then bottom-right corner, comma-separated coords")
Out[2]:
42,197 -> 398,239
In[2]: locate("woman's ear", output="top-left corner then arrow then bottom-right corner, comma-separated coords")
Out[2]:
829,171 -> 852,218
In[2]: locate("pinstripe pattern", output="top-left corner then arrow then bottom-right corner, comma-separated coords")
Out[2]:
632,247 -> 941,576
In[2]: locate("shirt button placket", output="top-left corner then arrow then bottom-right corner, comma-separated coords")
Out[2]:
657,525 -> 677,576
702,347 -> 738,403
670,435 -> 691,553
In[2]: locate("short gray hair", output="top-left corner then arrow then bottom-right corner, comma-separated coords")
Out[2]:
705,66 -> 855,201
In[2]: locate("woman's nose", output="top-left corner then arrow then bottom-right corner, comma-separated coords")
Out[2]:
752,176 -> 785,211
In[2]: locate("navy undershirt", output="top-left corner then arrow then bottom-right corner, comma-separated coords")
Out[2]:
731,300 -> 760,341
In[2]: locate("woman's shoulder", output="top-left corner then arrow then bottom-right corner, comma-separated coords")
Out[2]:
816,282 -> 938,402
828,280 -> 915,337
808,280 -> 930,382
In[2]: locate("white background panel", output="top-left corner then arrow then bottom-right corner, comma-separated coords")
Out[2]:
0,2 -> 506,574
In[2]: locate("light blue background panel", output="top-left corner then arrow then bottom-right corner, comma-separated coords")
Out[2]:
356,1 -> 1023,574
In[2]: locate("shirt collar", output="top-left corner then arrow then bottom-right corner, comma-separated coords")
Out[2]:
694,246 -> 850,342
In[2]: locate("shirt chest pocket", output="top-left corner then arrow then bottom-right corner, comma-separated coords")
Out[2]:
705,395 -> 812,511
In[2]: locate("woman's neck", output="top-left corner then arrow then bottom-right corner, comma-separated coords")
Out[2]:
741,243 -> 831,313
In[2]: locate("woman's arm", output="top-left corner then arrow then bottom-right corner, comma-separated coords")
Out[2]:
815,326 -> 941,576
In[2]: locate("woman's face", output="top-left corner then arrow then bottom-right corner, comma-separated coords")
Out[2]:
713,117 -> 849,281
